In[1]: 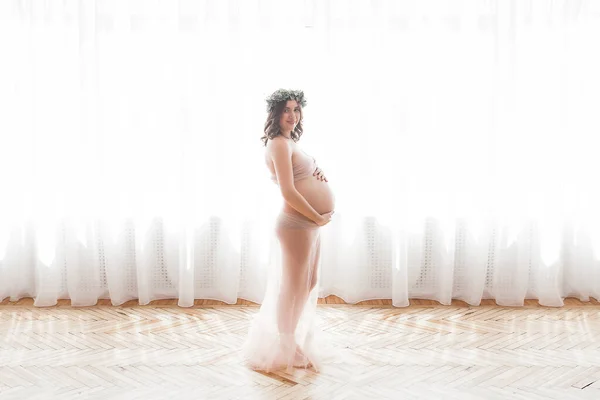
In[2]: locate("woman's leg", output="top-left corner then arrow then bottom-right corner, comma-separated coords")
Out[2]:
308,234 -> 321,294
244,211 -> 322,371
276,226 -> 314,336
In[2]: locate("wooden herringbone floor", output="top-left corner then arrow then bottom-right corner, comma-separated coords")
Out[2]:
1,297 -> 600,400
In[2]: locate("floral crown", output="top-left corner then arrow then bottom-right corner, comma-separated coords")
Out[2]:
265,89 -> 307,112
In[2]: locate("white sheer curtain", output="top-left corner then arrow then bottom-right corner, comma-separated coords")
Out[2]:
1,0 -> 599,307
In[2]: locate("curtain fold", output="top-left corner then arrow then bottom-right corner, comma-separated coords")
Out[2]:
1,0 -> 599,307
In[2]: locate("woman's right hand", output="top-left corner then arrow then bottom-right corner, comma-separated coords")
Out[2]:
316,211 -> 335,226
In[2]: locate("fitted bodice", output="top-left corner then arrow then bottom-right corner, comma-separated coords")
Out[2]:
268,150 -> 317,185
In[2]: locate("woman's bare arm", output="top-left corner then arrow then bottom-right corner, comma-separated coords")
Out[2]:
269,138 -> 323,223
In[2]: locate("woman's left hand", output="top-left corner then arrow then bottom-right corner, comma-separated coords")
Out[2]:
313,167 -> 328,182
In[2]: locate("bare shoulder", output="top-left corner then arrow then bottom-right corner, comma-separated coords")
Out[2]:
266,137 -> 293,159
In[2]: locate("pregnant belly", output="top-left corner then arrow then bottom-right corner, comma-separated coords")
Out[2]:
295,178 -> 336,214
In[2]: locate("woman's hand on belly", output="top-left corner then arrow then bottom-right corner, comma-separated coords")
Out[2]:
316,210 -> 335,226
313,167 -> 328,182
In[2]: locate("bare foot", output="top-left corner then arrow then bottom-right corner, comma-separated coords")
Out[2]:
293,345 -> 313,368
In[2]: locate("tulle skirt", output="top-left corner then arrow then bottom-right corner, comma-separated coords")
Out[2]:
243,209 -> 323,373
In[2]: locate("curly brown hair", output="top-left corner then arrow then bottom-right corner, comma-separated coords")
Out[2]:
260,101 -> 304,146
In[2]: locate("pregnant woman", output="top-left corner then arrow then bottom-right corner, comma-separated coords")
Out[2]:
244,89 -> 335,372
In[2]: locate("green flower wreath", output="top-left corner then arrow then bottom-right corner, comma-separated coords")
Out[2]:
265,89 -> 307,112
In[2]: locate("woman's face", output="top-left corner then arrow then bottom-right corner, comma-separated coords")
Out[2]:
279,100 -> 301,132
